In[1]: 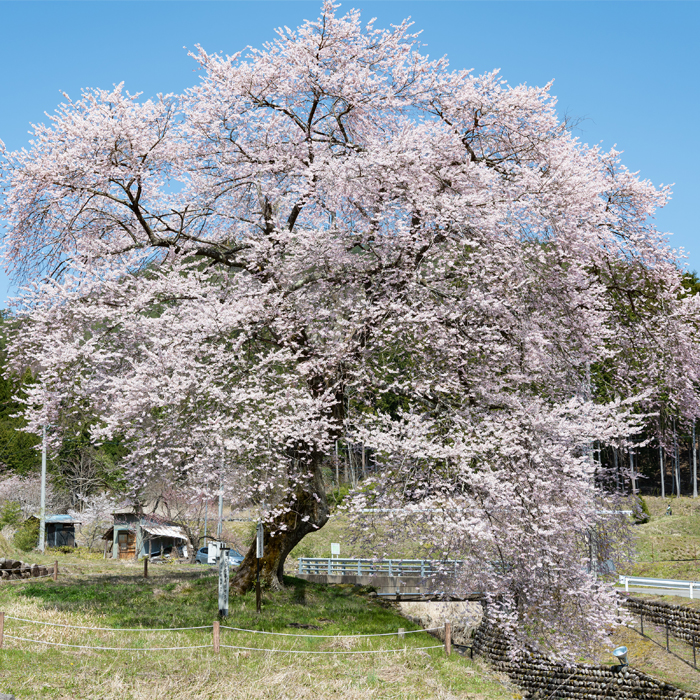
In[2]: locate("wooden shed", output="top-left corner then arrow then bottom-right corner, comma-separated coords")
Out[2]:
103,510 -> 188,560
28,514 -> 80,547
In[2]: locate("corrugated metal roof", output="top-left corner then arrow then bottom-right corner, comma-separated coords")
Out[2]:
32,514 -> 81,524
141,523 -> 188,541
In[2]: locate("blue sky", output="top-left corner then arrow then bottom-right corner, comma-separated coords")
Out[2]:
0,1 -> 698,306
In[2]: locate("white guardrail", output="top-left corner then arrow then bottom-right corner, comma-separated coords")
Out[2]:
297,558 -> 463,577
619,575 -> 700,598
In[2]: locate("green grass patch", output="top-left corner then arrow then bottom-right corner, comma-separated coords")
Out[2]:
619,497 -> 700,580
0,554 -> 513,699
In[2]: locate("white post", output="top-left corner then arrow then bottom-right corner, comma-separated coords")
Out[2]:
690,582 -> 694,600
335,440 -> 339,486
660,444 -> 665,499
39,425 -> 47,552
217,489 -> 223,539
693,421 -> 698,499
629,450 -> 637,494
203,500 -> 208,546
625,577 -> 629,593
349,444 -> 357,489
674,421 -> 681,496
217,450 -> 224,540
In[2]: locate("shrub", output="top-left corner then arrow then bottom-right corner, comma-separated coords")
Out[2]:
327,485 -> 350,511
53,545 -> 75,555
46,546 -> 103,560
633,495 -> 651,524
13,518 -> 39,551
0,501 -> 22,528
0,532 -> 12,557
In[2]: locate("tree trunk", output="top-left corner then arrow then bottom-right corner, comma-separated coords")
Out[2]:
230,456 -> 329,594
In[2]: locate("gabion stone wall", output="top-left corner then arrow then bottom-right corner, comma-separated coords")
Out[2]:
621,595 -> 700,646
472,617 -> 699,699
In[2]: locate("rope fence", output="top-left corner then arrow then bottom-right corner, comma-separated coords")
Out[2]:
2,572 -> 60,584
3,614 -> 441,637
217,644 -> 444,654
3,633 -> 442,654
5,616 -> 213,631
1,561 -> 221,584
4,635 -> 213,652
0,612 -> 452,656
219,624 -> 443,638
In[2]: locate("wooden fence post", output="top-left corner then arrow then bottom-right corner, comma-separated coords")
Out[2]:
213,620 -> 220,653
444,621 -> 451,657
53,561 -> 58,581
640,613 -> 644,636
143,558 -> 148,578
688,635 -> 698,668
0,612 -> 4,649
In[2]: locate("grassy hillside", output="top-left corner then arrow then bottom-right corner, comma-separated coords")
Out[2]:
621,496 -> 700,580
0,552 -> 513,700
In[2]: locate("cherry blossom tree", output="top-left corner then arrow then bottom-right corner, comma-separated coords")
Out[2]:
2,2 -> 699,656
0,473 -> 59,519
68,492 -> 119,551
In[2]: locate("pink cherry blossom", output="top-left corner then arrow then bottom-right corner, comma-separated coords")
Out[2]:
1,1 -> 698,658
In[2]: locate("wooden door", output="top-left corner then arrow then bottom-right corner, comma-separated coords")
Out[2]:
117,531 -> 136,559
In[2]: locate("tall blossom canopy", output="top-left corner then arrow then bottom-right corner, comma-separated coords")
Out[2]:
2,2 -> 699,657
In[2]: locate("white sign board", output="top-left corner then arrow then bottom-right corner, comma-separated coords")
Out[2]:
218,547 -> 230,617
256,523 -> 264,559
331,543 -> 340,557
208,541 -> 223,564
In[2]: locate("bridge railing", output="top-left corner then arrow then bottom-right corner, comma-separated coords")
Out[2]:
297,558 -> 464,578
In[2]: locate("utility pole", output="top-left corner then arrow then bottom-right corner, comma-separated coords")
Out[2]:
335,440 -> 339,486
256,521 -> 263,613
343,440 -> 349,485
217,448 -> 224,540
693,421 -> 698,499
674,419 -> 681,496
203,500 -> 208,546
217,483 -> 223,540
39,425 -> 47,552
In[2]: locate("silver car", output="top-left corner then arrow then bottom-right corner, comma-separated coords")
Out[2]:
194,547 -> 244,566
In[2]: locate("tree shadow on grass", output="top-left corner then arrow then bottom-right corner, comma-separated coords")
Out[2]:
8,572 -> 415,635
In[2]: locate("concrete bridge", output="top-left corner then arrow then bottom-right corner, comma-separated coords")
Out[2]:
295,557 -> 469,597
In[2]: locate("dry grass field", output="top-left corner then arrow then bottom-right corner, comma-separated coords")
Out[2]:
0,552 -> 514,700
2,495 -> 700,698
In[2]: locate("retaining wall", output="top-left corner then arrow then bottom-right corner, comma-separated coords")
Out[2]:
473,617 -> 699,699
621,596 -> 700,646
